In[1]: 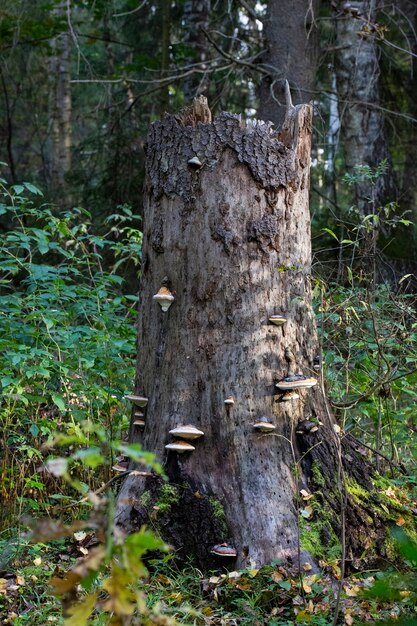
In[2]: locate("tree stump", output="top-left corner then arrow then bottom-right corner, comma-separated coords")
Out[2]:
115,97 -> 387,570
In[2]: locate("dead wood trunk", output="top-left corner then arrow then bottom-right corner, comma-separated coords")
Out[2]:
115,98 -> 389,571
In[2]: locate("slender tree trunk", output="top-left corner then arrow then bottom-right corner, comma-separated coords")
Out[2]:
159,0 -> 171,115
398,0 -> 417,219
116,98 -> 391,570
182,0 -> 211,101
47,1 -> 72,197
334,0 -> 396,213
258,0 -> 320,128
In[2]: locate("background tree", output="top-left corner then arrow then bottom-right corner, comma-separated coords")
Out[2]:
332,0 -> 397,215
258,0 -> 321,128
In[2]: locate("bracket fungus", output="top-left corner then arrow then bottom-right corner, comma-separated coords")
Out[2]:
313,355 -> 322,371
168,424 -> 204,440
112,458 -> 129,472
125,394 -> 149,407
165,440 -> 196,453
275,375 -> 317,390
153,285 -> 175,312
133,418 -> 146,427
281,390 -> 300,401
296,419 -> 319,435
224,396 -> 235,406
187,155 -> 203,170
211,543 -> 237,557
253,416 -> 276,433
269,315 -> 287,326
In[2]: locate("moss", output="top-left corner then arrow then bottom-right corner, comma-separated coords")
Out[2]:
155,484 -> 179,515
311,461 -> 325,488
208,497 -> 228,534
299,498 -> 340,561
345,477 -> 371,504
139,490 -> 151,507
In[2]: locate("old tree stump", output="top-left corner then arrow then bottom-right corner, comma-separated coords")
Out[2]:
116,98 -> 390,570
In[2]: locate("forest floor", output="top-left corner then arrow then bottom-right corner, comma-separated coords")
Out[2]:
1,527 -> 416,626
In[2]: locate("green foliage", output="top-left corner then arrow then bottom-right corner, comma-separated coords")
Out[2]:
360,530 -> 417,626
316,280 -> 417,465
0,177 -> 140,523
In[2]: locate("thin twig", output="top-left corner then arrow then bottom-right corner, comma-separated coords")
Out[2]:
344,433 -> 407,474
113,0 -> 147,18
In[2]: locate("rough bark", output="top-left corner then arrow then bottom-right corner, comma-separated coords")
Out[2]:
115,98 -> 390,571
334,1 -> 396,213
258,0 -> 320,128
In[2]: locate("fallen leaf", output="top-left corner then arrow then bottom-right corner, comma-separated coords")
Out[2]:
302,562 -> 312,571
271,571 -> 283,583
155,574 -> 172,586
396,516 -> 406,526
74,531 -> 87,542
33,557 -> 42,566
202,607 -> 214,615
209,576 -> 221,584
302,580 -> 312,593
344,584 -> 360,597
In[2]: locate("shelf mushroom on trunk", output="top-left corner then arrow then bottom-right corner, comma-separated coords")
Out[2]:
153,278 -> 175,312
275,348 -> 317,390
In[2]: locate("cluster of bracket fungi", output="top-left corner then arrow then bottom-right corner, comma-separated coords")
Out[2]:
112,394 -> 149,472
120,272 -> 320,558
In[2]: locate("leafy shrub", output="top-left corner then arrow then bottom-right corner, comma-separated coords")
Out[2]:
0,176 -> 141,525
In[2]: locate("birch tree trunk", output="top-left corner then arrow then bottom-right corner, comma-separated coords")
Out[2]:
334,1 -> 396,213
115,98 -> 389,570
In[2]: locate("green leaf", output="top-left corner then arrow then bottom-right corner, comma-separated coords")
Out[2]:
1,376 -> 15,388
11,184 -> 25,195
73,447 -> 104,469
278,579 -> 291,591
52,393 -> 66,412
321,228 -> 339,242
30,423 -> 40,437
23,182 -> 43,196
